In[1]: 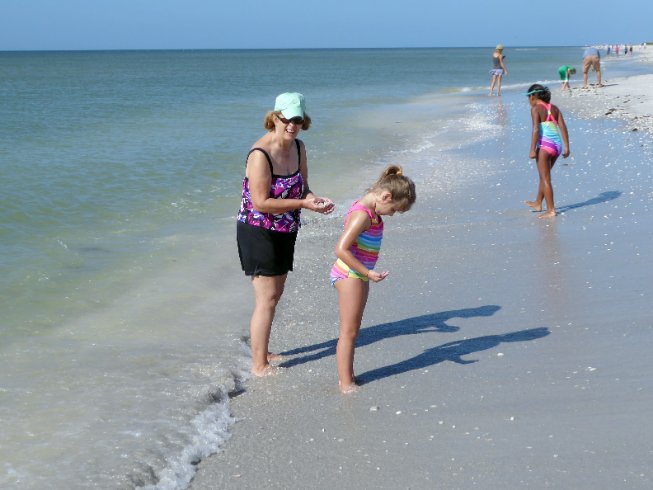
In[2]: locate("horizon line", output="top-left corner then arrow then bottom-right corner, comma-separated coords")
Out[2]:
0,44 -> 602,54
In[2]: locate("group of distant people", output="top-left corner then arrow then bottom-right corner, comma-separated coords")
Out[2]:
488,44 -> 605,95
606,44 -> 635,56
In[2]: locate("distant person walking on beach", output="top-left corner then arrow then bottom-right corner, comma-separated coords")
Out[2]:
489,44 -> 508,96
524,84 -> 570,218
558,65 -> 576,91
237,92 -> 334,376
330,165 -> 416,393
582,46 -> 603,87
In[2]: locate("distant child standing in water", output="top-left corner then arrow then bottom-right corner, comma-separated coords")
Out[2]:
330,165 -> 416,393
524,84 -> 570,218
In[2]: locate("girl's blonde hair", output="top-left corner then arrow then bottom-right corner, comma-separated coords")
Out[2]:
264,111 -> 312,131
370,165 -> 416,212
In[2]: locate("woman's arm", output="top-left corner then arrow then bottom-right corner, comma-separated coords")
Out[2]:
247,150 -> 308,214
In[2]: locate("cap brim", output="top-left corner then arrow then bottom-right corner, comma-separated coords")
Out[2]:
280,107 -> 304,119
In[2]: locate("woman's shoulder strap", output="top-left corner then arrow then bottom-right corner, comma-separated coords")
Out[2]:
246,147 -> 273,173
295,139 -> 302,170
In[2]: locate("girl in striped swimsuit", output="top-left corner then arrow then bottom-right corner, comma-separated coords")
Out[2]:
330,165 -> 416,393
525,84 -> 571,218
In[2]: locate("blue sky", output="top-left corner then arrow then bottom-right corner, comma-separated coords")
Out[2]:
1,0 -> 651,51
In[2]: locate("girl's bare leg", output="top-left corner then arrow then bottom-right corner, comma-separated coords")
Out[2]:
536,152 -> 557,218
489,75 -> 497,95
525,180 -> 544,211
250,274 -> 287,376
335,278 -> 369,393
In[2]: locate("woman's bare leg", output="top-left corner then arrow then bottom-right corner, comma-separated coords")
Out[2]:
250,274 -> 287,376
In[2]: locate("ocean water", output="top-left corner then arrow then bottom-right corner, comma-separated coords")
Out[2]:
1,47 -> 649,489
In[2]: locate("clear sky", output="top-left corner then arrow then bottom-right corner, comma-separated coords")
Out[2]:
1,0 -> 651,51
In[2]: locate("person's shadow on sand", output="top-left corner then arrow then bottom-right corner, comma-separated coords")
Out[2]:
557,190 -> 621,214
356,326 -> 550,385
279,305 -> 501,369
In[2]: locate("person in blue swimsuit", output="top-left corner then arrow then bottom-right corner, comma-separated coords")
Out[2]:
524,84 -> 570,218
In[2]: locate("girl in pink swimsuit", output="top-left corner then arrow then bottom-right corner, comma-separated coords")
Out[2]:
331,165 -> 416,393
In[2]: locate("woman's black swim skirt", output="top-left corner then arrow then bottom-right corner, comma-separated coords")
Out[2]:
237,221 -> 298,276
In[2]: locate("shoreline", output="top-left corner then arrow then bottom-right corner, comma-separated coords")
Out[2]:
190,64 -> 653,489
564,49 -> 653,135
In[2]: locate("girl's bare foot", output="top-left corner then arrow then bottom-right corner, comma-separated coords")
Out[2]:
538,210 -> 557,219
525,200 -> 543,212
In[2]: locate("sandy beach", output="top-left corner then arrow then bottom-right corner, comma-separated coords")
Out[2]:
189,57 -> 653,489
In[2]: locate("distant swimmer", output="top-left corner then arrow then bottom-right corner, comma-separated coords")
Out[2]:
524,84 -> 570,218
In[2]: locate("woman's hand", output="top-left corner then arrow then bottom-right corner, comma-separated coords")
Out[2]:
304,197 -> 335,214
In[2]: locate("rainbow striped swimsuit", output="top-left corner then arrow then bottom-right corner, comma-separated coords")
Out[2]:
537,102 -> 563,157
330,201 -> 383,284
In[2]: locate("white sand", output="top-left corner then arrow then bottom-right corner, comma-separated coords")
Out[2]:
190,64 -> 653,489
566,50 -> 653,135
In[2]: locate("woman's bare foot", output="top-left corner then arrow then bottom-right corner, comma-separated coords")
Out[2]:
252,364 -> 284,377
538,210 -> 557,219
267,352 -> 284,363
525,200 -> 543,212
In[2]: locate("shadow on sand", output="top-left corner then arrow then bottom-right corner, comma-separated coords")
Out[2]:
279,305 -> 502,369
557,190 -> 621,214
356,326 -> 550,385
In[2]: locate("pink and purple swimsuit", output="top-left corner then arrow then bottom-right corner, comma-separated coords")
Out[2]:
330,201 -> 383,284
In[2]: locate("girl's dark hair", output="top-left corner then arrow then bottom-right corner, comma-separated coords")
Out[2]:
527,84 -> 551,103
371,165 -> 416,212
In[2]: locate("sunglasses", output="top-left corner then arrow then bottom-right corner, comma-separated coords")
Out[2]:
277,114 -> 304,125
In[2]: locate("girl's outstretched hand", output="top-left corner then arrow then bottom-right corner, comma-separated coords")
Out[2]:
368,270 -> 389,283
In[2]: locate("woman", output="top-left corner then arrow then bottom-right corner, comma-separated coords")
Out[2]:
489,44 -> 508,96
236,92 -> 334,376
